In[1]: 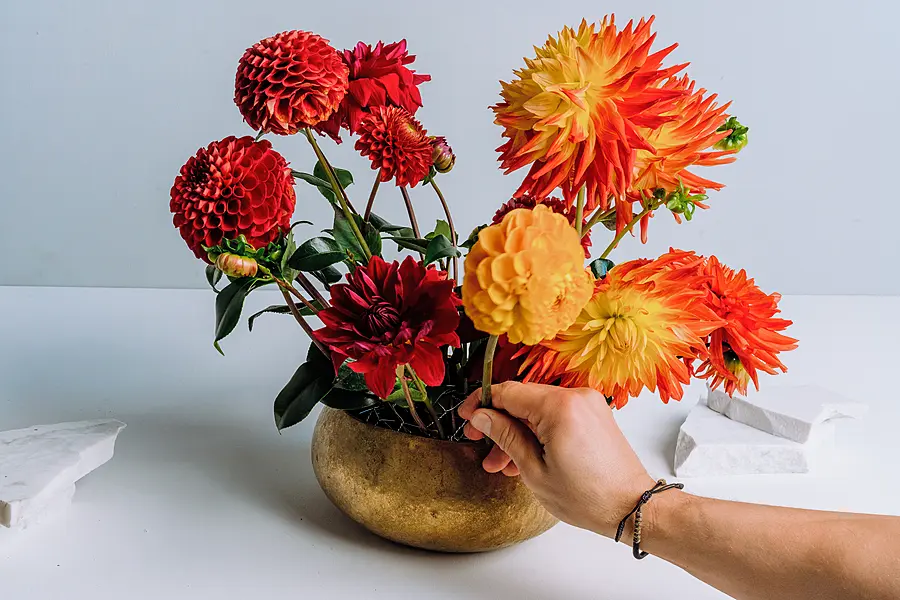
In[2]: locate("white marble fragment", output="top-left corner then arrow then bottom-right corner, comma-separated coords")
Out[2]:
674,403 -> 832,477
1,420 -> 125,529
706,385 -> 866,444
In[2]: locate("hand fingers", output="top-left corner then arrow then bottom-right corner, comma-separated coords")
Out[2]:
463,422 -> 485,441
501,462 -> 520,477
459,381 -> 559,423
482,443 -> 512,473
468,408 -> 543,475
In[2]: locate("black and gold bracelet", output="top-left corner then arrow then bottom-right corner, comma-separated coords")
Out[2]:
615,479 -> 684,559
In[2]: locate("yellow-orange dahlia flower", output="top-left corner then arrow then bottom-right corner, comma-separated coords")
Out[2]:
493,16 -> 686,217
520,250 -> 724,408
462,204 -> 593,345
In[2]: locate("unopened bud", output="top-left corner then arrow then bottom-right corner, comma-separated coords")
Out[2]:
215,253 -> 258,278
431,136 -> 455,173
715,116 -> 749,152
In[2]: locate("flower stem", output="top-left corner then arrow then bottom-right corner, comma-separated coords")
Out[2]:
575,186 -> 586,237
302,129 -> 371,260
295,272 -> 329,308
598,198 -> 664,259
254,131 -> 265,142
407,365 -> 445,440
363,171 -> 382,222
583,206 -> 615,237
481,334 -> 499,408
274,277 -> 319,314
429,178 -> 459,282
398,368 -> 427,432
279,287 -> 330,357
399,186 -> 421,239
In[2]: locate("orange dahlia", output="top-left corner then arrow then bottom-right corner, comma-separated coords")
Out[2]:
170,136 -> 296,260
694,256 -> 798,396
493,16 -> 686,218
492,194 -> 592,257
235,31 -> 349,135
355,106 -> 433,187
462,204 -> 593,345
520,250 -> 723,408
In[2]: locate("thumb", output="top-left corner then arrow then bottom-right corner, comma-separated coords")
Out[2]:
469,409 -> 543,475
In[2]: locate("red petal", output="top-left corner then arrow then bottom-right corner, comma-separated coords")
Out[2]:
409,343 -> 445,386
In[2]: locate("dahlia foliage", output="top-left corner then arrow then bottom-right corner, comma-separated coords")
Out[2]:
170,16 -> 793,439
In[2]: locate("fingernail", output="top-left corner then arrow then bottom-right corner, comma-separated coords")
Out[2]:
470,412 -> 491,437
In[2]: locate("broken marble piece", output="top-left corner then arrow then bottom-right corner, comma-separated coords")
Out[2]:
674,403 -> 832,477
706,385 -> 866,444
1,419 -> 126,529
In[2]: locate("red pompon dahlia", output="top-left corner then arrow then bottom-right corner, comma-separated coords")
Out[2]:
492,194 -> 592,258
693,256 -> 798,396
170,136 -> 296,260
314,256 -> 461,399
355,106 -> 433,187
235,31 -> 349,135
314,40 -> 431,142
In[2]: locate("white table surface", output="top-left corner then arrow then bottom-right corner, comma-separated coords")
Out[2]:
1,287 -> 898,599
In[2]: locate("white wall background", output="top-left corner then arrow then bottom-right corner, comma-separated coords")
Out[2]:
1,0 -> 897,294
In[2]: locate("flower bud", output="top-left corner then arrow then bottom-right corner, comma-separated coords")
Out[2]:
215,253 -> 258,278
431,136 -> 455,173
715,116 -> 749,152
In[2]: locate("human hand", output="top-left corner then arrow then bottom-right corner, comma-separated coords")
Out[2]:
458,381 -> 655,538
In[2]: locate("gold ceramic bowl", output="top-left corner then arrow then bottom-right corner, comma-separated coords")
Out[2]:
311,407 -> 558,552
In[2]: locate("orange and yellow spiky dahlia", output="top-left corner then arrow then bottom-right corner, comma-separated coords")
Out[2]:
521,250 -> 723,408
492,16 -> 686,220
462,204 -> 593,345
694,256 -> 798,396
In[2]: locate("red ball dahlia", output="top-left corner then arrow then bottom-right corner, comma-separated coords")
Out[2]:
492,194 -> 592,258
355,106 -> 433,187
314,40 -> 431,141
314,256 -> 461,399
234,31 -> 349,135
170,136 -> 295,260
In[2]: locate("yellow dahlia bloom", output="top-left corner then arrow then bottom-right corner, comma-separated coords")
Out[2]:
521,250 -> 724,408
493,16 -> 685,214
462,204 -> 593,345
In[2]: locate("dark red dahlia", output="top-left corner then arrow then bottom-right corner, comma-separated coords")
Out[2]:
170,136 -> 295,260
314,256 -> 461,398
314,40 -> 430,141
492,194 -> 592,258
355,106 -> 433,187
235,31 -> 349,135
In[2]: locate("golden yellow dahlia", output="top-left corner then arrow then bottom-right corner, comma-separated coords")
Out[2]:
521,250 -> 724,408
462,204 -> 593,345
493,16 -> 685,215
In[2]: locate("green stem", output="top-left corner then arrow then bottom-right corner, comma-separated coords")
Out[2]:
399,186 -> 421,239
302,129 -> 371,260
575,186 -> 586,237
294,272 -> 329,309
429,178 -> 459,282
254,131 -> 265,142
481,335 -> 499,408
363,172 -> 382,222
398,368 -> 427,432
279,287 -> 329,357
598,198 -> 665,260
407,365 -> 445,440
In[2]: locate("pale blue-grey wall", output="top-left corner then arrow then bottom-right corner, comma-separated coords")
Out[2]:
1,0 -> 897,293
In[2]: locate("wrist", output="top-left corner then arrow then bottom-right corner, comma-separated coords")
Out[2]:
609,486 -> 694,554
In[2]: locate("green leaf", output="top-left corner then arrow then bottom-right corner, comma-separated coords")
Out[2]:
205,264 -> 223,292
589,258 -> 615,279
279,229 -> 299,282
213,278 -> 257,355
424,234 -> 459,266
273,363 -> 332,430
291,171 -> 331,190
320,387 -> 379,410
362,221 -> 382,257
289,236 -> 345,271
368,213 -> 407,233
461,224 -> 487,250
336,363 -> 369,391
311,161 -> 354,203
330,211 -> 368,263
425,220 -> 452,241
388,236 -> 429,253
247,301 -> 324,331
386,382 -> 424,407
313,265 -> 343,286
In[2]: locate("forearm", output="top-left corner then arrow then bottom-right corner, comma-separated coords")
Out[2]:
629,491 -> 900,600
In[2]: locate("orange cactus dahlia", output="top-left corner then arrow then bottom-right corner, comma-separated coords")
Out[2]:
235,31 -> 349,135
462,204 -> 593,346
355,106 -> 433,187
493,16 -> 686,218
520,250 -> 724,408
694,256 -> 798,396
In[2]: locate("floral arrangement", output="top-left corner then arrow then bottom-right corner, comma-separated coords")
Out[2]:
170,16 -> 795,439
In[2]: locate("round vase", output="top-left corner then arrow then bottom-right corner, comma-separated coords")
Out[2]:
310,407 -> 558,552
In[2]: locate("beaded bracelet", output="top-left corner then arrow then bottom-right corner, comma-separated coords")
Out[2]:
614,479 -> 684,559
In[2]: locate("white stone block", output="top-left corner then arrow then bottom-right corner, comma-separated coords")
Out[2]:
674,403 -> 832,477
1,420 -> 126,529
706,384 -> 866,444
